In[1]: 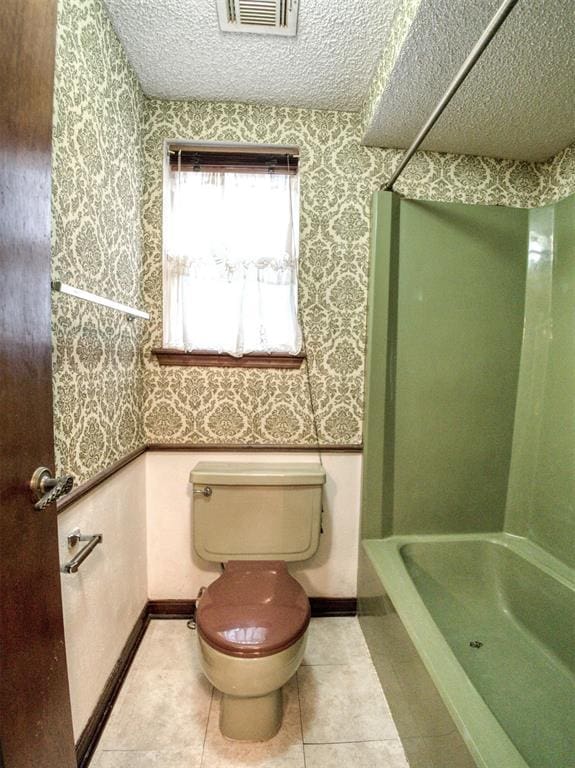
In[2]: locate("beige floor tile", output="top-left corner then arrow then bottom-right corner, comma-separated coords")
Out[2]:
200,678 -> 304,768
298,662 -> 399,743
92,747 -> 203,768
132,619 -> 200,673
99,668 -> 213,751
304,740 -> 409,768
303,618 -> 371,667
96,619 -> 409,767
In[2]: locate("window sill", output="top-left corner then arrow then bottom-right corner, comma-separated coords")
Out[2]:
152,349 -> 305,369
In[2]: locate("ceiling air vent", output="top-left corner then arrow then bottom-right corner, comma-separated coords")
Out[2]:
216,0 -> 299,37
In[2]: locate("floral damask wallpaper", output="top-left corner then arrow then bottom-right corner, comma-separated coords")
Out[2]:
51,0 -> 146,484
540,143 -> 575,204
51,0 -> 575,484
141,104 -> 382,446
140,99 -> 543,448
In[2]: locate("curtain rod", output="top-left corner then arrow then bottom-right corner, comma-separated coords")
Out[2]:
168,147 -> 299,174
168,143 -> 299,157
382,0 -> 521,192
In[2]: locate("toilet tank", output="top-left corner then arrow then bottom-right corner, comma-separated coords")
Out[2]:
190,462 -> 326,562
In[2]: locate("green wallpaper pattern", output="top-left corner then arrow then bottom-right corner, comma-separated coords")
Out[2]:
141,103 -> 382,446
141,100 -> 543,448
540,143 -> 575,204
51,0 -> 145,484
51,0 -> 575,484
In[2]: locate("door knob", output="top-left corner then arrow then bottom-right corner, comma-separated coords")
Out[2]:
30,466 -> 74,510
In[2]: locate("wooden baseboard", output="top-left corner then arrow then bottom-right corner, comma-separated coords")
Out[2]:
147,443 -> 363,452
76,595 -> 357,764
147,599 -> 196,618
147,597 -> 357,619
75,604 -> 149,768
309,597 -> 357,616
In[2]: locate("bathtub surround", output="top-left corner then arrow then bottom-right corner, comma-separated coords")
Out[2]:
359,190 -> 575,767
363,194 -> 528,538
363,190 -> 575,569
505,193 -> 575,567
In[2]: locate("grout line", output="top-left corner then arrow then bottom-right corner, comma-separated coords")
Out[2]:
303,737 -> 405,745
199,685 -> 215,768
295,672 -> 307,768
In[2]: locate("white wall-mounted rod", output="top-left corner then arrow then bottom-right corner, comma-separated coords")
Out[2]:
52,281 -> 149,320
383,0 -> 521,191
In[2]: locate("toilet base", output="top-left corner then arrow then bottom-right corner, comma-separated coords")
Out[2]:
220,688 -> 283,741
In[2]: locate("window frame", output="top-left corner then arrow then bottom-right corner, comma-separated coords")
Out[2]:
155,140 -> 304,368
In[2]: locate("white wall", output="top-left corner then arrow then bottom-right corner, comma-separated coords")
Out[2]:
145,450 -> 362,599
58,456 -> 147,739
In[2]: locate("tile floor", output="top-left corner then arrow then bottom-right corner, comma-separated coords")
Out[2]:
91,617 -> 410,768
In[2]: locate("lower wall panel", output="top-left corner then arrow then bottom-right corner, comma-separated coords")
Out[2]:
58,448 -> 361,739
58,455 -> 147,739
145,450 -> 362,599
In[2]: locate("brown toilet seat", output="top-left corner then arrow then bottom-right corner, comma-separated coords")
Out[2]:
196,561 -> 310,659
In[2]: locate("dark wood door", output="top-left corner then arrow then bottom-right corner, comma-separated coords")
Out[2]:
0,0 -> 77,766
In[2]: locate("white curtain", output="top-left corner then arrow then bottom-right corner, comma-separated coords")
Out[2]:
164,166 -> 301,356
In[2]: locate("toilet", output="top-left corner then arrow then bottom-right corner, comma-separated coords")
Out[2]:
190,461 -> 325,741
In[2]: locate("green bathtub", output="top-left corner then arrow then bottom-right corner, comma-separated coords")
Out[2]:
361,533 -> 575,768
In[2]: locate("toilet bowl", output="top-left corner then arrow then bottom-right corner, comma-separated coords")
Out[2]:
190,461 -> 325,741
196,560 -> 310,741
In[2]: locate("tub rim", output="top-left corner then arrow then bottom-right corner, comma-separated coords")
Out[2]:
362,531 -> 573,768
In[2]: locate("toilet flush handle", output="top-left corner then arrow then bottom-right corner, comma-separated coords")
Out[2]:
193,486 -> 212,498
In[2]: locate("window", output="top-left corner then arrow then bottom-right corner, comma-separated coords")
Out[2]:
160,143 -> 302,365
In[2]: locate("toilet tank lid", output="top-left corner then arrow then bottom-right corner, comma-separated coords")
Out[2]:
189,461 -> 326,486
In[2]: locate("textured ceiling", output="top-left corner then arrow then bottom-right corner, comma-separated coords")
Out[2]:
101,0 -> 394,111
102,0 -> 574,161
363,0 -> 575,161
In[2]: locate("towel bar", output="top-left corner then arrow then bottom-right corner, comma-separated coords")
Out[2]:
52,281 -> 149,320
63,531 -> 103,574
